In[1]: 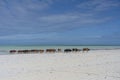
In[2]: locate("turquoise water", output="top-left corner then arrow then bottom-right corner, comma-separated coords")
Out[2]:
0,45 -> 120,55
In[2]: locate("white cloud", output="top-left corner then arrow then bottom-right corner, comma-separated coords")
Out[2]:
77,0 -> 120,11
0,0 -> 54,17
38,13 -> 111,27
0,32 -> 57,40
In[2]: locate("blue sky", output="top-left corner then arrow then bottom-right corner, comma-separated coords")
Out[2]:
0,0 -> 120,45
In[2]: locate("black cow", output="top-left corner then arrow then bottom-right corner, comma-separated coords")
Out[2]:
64,49 -> 72,53
9,50 -> 16,53
72,48 -> 81,52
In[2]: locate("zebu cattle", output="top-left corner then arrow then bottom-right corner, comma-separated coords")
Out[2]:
17,50 -> 31,54
64,49 -> 72,53
30,50 -> 39,53
17,50 -> 24,53
83,48 -> 90,52
58,49 -> 62,52
9,50 -> 16,53
23,50 -> 30,53
39,50 -> 44,53
72,48 -> 81,52
46,49 -> 56,53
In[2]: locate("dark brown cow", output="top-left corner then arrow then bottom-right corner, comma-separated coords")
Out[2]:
83,48 -> 90,52
30,50 -> 39,53
46,49 -> 56,53
9,50 -> 16,53
23,50 -> 30,53
39,50 -> 44,53
17,50 -> 24,53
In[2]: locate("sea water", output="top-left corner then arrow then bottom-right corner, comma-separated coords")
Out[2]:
0,45 -> 120,55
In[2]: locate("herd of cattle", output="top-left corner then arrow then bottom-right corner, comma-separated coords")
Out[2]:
9,48 -> 90,54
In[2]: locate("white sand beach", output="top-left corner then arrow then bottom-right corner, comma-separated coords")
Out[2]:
0,50 -> 120,80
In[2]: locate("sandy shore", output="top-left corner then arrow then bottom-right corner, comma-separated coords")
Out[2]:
0,50 -> 120,80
